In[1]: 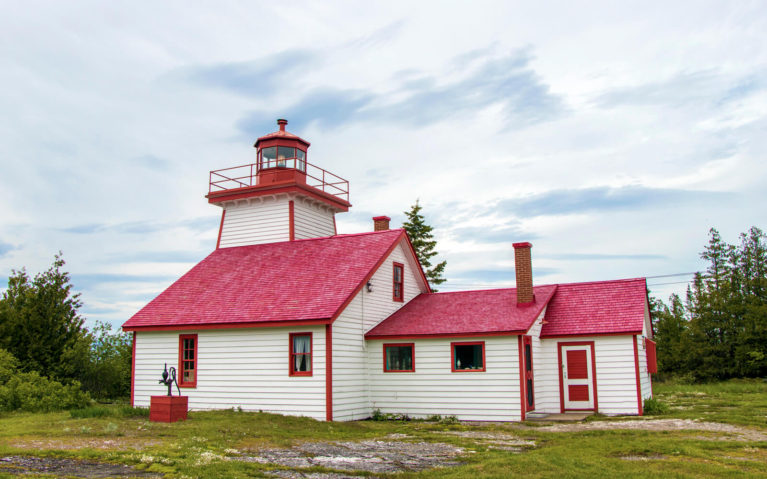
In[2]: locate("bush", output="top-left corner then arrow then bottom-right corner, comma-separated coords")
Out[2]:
0,371 -> 91,412
642,397 -> 669,415
0,348 -> 91,412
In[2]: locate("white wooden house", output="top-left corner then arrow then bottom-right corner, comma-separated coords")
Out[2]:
123,120 -> 656,421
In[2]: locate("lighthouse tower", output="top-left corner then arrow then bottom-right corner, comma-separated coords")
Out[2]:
206,119 -> 351,248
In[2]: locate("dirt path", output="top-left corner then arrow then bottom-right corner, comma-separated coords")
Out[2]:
521,418 -> 767,441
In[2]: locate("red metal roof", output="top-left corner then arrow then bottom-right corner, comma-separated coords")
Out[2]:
540,278 -> 648,337
365,285 -> 558,339
122,229 -> 406,330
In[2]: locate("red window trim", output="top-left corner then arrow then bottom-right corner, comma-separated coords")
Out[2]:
392,262 -> 404,302
383,343 -> 415,373
289,332 -> 313,377
450,341 -> 486,372
178,334 -> 198,388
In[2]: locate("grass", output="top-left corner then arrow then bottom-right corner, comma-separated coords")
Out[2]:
0,379 -> 764,478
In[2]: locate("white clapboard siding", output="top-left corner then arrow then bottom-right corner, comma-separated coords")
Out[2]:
367,336 -> 522,421
536,335 -> 641,415
525,309 -> 561,414
219,199 -> 290,247
332,242 -> 426,421
637,303 -> 653,401
134,326 -> 327,420
293,200 -> 335,239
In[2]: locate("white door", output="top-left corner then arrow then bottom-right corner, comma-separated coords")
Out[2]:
561,344 -> 595,410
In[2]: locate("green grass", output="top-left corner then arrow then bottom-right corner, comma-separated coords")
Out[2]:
0,380 -> 764,478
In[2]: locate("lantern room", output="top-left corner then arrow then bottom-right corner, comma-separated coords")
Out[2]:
206,119 -> 351,248
255,119 -> 309,173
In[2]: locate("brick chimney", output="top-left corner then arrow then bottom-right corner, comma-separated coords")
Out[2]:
513,242 -> 534,305
373,216 -> 390,231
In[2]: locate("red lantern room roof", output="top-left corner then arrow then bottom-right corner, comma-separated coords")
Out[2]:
254,119 -> 310,149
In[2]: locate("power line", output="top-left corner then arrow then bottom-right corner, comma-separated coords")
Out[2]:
645,272 -> 700,279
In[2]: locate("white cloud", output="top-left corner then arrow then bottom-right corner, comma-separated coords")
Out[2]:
1,1 -> 766,327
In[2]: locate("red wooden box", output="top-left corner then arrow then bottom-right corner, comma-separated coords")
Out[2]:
149,396 -> 188,423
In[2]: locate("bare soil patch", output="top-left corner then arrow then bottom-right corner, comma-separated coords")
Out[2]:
525,418 -> 767,441
0,455 -> 160,478
240,440 -> 464,477
9,438 -> 158,451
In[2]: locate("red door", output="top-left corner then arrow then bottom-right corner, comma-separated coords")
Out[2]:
559,343 -> 596,410
523,335 -> 535,411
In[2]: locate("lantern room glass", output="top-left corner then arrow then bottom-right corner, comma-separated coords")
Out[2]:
259,146 -> 306,172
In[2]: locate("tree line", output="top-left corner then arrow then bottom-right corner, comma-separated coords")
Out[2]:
0,255 -> 131,411
652,226 -> 767,381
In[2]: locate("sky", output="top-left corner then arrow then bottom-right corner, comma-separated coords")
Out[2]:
1,1 -> 765,331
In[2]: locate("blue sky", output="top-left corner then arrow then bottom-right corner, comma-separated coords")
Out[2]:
1,1 -> 765,330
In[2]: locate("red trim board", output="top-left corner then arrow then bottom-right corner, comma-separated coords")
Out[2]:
289,200 -> 295,241
518,335 -> 526,421
216,210 -> 226,249
124,318 -> 330,332
633,335 -> 643,416
366,330 -> 524,340
325,324 -> 333,421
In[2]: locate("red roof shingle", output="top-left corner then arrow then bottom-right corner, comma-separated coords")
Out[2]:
365,285 -> 558,338
122,229 -> 406,330
540,278 -> 648,337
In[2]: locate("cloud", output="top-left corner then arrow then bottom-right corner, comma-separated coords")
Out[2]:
0,241 -> 16,258
452,266 -> 559,283
448,224 -> 535,243
596,70 -> 764,109
71,273 -> 179,291
544,253 -> 668,261
61,217 -> 216,235
105,250 -> 209,263
179,49 -> 318,98
494,185 -> 734,217
235,48 -> 565,132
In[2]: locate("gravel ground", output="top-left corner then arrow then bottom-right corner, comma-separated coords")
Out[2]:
0,456 -> 160,478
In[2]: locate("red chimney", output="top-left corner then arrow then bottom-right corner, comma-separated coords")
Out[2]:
277,118 -> 287,131
373,216 -> 391,231
513,242 -> 534,305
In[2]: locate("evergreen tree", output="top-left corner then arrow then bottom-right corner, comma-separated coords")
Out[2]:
0,254 -> 90,381
402,200 -> 447,291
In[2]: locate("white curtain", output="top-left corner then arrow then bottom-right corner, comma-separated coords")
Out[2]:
294,336 -> 310,371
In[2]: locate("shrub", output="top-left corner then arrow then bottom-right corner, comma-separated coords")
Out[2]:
0,370 -> 91,412
0,348 -> 19,383
643,397 -> 669,415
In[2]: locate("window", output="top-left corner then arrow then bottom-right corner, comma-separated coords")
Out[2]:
451,341 -> 485,372
179,334 -> 198,387
393,262 -> 404,302
384,343 -> 415,372
289,332 -> 312,376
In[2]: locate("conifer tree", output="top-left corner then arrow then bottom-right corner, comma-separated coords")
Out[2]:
402,200 -> 447,291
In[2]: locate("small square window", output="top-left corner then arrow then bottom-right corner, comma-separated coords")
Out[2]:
179,334 -> 198,387
451,342 -> 485,372
393,263 -> 404,302
384,343 -> 415,372
290,333 -> 313,376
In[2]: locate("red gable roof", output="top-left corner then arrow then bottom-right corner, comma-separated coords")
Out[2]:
123,229 -> 408,330
365,285 -> 558,339
540,278 -> 648,338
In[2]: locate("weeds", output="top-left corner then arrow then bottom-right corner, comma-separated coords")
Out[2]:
70,405 -> 149,419
643,398 -> 669,415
